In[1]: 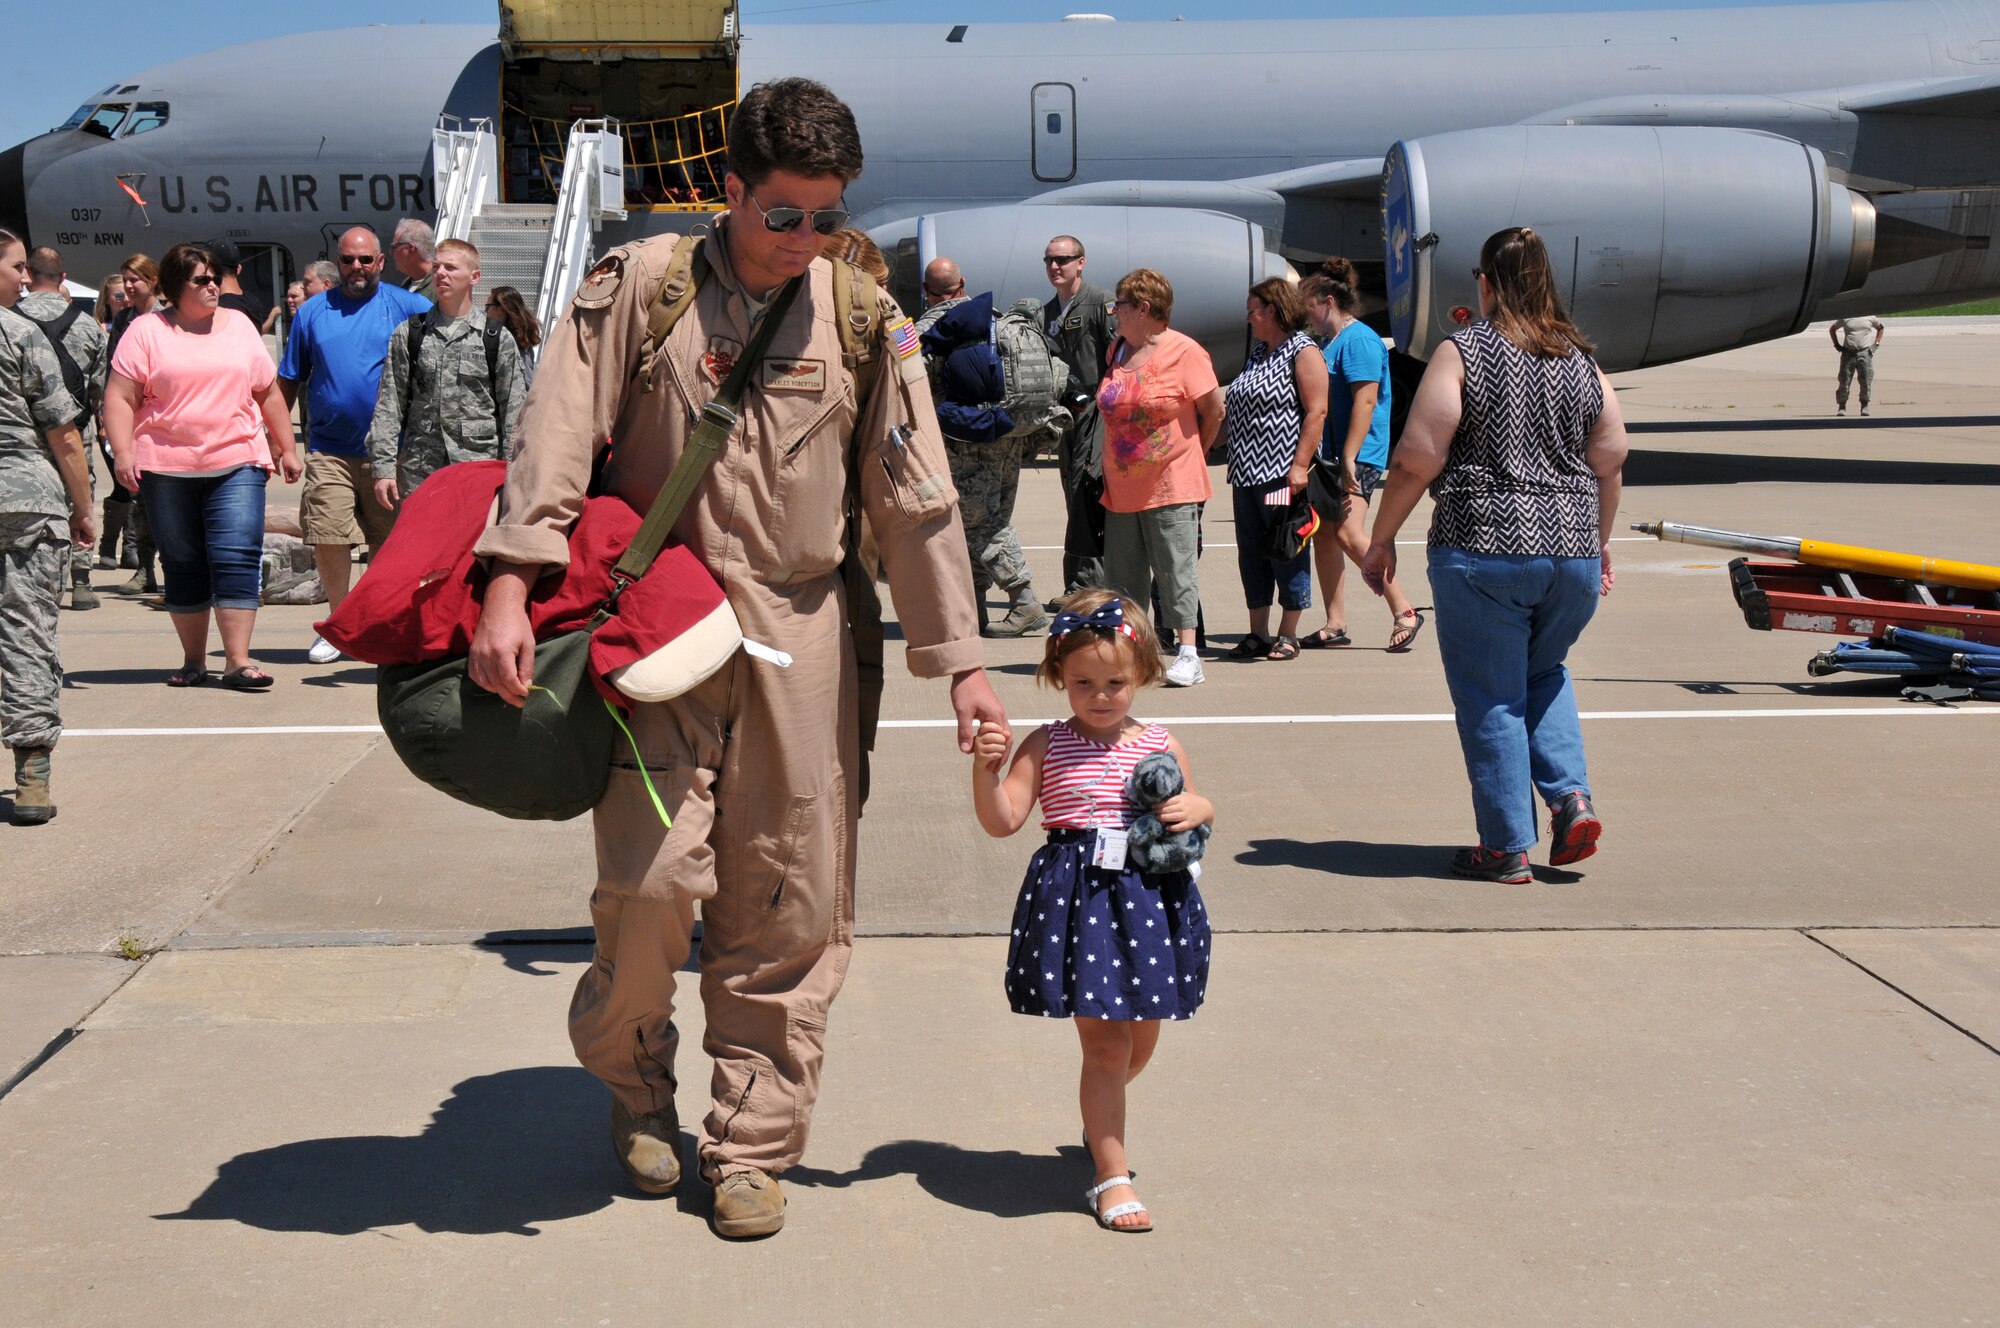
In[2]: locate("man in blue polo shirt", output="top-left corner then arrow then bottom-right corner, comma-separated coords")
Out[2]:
280,226 -> 431,663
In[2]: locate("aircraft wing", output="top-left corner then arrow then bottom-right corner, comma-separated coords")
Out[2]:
1026,158 -> 1385,264
1838,72 -> 2000,118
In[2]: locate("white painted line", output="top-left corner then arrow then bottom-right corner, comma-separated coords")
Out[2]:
1021,537 -> 1657,551
880,707 -> 2000,728
67,725 -> 385,737
68,706 -> 1996,739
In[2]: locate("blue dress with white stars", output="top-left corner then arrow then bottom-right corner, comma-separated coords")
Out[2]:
1003,721 -> 1212,1021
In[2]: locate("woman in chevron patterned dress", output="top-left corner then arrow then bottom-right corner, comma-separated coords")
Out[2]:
1358,227 -> 1630,884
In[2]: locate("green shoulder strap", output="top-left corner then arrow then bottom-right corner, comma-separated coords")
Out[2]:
636,233 -> 707,394
829,257 -> 881,381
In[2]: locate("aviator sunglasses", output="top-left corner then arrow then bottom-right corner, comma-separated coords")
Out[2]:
746,191 -> 850,235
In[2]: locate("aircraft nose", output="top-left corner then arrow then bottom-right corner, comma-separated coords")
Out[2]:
0,140 -> 27,243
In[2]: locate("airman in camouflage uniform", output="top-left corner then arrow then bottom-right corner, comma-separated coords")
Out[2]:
916,262 -> 1047,637
0,232 -> 98,826
19,249 -> 109,612
366,238 -> 525,504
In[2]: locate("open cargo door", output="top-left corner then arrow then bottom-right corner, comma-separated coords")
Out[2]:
498,0 -> 738,211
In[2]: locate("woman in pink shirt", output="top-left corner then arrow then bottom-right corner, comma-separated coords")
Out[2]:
1096,268 -> 1224,687
104,243 -> 303,688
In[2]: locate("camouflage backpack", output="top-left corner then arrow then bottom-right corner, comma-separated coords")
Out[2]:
991,298 -> 1071,444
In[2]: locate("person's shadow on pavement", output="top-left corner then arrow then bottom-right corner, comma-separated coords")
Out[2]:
1237,836 -> 1459,879
154,1067 -> 614,1237
786,1139 -> 1092,1219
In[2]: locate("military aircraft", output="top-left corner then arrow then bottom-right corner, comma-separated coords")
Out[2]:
5,0 -> 1998,374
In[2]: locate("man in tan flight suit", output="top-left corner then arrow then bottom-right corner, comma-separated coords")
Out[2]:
468,78 -> 1008,1239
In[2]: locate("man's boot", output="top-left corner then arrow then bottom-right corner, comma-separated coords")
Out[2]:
68,561 -> 99,612
984,583 -> 1051,638
98,497 -> 131,569
710,1168 -> 786,1239
610,1098 -> 682,1195
11,747 -> 54,826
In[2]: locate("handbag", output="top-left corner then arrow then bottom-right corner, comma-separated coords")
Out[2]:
1263,486 -> 1322,562
1306,456 -> 1348,528
375,275 -> 802,822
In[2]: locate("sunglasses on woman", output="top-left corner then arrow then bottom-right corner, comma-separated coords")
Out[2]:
188,275 -> 218,288
746,191 -> 849,235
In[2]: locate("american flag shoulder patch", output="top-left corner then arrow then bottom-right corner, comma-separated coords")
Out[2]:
887,316 -> 920,361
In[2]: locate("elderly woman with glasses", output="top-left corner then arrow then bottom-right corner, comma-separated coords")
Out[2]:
1362,227 -> 1628,883
1097,268 -> 1224,688
104,243 -> 304,689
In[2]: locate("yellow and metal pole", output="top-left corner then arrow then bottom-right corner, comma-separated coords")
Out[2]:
1632,521 -> 2000,591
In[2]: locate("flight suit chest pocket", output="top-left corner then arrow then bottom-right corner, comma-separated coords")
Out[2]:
765,385 -> 855,578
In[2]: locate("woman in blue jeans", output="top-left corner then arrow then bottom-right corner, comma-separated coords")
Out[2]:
105,243 -> 302,688
1361,227 -> 1628,883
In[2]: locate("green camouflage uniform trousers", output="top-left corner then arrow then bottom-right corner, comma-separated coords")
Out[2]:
16,291 -> 104,583
366,309 -> 526,496
915,298 -> 1035,596
0,306 -> 84,750
943,434 -> 1032,596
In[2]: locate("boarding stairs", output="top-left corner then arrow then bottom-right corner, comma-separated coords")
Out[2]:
432,116 -> 628,353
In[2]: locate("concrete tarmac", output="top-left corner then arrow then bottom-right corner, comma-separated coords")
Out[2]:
3,322 -> 1998,1324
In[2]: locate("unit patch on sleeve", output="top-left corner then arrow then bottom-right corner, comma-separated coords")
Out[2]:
571,253 -> 626,309
761,357 -> 827,393
886,316 -> 920,361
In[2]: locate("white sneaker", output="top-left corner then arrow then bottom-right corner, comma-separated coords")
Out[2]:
307,634 -> 341,665
1164,653 -> 1205,688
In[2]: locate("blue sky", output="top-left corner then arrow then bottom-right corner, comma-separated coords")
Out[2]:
8,0 -> 1855,152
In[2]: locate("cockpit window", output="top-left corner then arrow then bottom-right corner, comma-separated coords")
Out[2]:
80,104 -> 129,139
122,103 -> 169,136
58,103 -> 96,132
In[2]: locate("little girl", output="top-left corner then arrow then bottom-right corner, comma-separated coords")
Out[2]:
971,589 -> 1215,1233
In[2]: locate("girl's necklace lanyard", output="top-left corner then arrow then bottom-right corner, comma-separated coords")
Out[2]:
1081,730 -> 1130,871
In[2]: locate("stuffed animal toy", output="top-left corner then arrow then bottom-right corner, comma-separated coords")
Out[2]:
1124,751 -> 1209,874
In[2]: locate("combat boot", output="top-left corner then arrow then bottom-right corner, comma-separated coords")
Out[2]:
116,560 -> 159,597
984,586 -> 1050,638
610,1098 -> 682,1195
709,1168 -> 786,1239
98,497 -> 132,569
11,747 -> 54,826
69,565 -> 100,612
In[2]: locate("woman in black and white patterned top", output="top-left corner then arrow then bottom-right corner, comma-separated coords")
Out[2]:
1220,279 -> 1326,662
1361,228 -> 1628,885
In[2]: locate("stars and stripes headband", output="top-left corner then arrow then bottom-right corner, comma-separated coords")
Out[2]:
1049,599 -> 1137,642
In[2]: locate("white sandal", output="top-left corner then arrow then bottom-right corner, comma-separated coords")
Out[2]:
1085,1175 -> 1153,1233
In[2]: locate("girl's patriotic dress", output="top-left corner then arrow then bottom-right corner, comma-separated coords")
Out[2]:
1003,720 -> 1212,1020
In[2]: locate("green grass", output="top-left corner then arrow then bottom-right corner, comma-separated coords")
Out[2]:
1885,299 -> 2000,317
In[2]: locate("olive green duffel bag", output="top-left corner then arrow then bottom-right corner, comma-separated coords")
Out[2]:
376,631 -> 613,821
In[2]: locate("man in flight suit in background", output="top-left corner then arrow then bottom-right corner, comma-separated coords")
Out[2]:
469,78 -> 1006,1240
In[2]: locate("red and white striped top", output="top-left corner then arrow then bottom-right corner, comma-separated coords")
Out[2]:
1040,720 -> 1174,830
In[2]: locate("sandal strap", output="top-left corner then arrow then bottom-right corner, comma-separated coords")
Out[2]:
1099,1201 -> 1148,1222
1085,1175 -> 1135,1200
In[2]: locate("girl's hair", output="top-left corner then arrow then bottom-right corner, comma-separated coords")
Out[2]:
1479,226 -> 1593,358
487,285 -> 542,352
1247,277 -> 1305,334
1036,589 -> 1164,689
1299,256 -> 1362,316
119,253 -> 160,285
821,227 -> 890,284
95,273 -> 125,323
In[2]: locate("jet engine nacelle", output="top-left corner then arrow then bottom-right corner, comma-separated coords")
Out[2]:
1383,125 -> 1875,371
877,203 -> 1294,379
